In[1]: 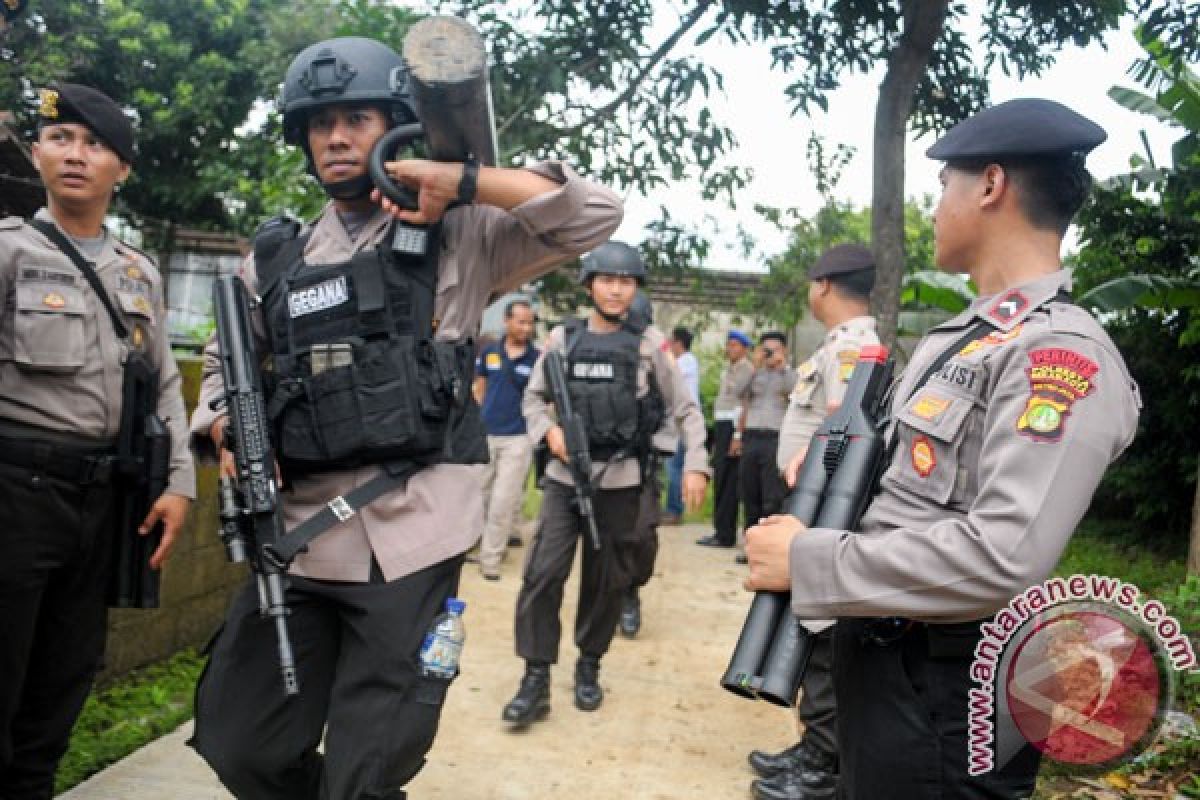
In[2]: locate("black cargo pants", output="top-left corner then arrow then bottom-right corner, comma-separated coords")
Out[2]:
514,479 -> 641,664
190,555 -> 463,800
624,465 -> 661,590
0,462 -> 115,800
833,619 -> 1040,799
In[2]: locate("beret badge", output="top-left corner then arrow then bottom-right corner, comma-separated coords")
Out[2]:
38,88 -> 59,119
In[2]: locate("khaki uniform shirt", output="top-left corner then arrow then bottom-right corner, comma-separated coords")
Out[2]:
714,357 -> 754,422
524,322 -> 711,490
789,271 -> 1141,623
0,209 -> 196,499
777,316 -> 879,471
190,161 -> 622,583
743,365 -> 796,431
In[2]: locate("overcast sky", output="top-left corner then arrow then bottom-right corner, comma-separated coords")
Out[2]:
606,10 -> 1183,270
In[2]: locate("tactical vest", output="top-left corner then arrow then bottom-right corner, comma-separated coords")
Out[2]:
564,317 -> 665,462
253,219 -> 487,479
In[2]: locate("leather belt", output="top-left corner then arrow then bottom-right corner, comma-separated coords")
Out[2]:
0,434 -> 118,486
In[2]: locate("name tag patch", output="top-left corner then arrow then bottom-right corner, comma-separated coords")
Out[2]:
289,276 -> 349,318
572,361 -> 614,380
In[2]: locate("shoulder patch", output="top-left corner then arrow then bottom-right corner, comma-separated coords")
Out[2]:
836,349 -> 860,382
1016,347 -> 1099,442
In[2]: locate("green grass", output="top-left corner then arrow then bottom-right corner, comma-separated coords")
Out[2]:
55,648 -> 205,794
1054,522 -> 1188,598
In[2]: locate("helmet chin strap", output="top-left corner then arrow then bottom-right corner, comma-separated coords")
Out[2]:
596,307 -> 625,325
322,173 -> 375,201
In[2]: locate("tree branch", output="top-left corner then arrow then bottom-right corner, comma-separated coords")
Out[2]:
566,0 -> 717,134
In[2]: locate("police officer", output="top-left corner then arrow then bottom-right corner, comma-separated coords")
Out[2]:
187,37 -> 622,799
0,84 -> 195,798
697,330 -> 753,548
735,332 -> 795,563
748,244 -> 879,800
617,290 -> 675,638
745,98 -> 1141,799
504,242 -> 708,724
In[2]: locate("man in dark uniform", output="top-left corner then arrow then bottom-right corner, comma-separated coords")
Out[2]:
746,98 -> 1140,799
697,329 -> 753,549
504,242 -> 709,725
619,289 -> 668,638
188,35 -> 622,799
0,84 -> 195,799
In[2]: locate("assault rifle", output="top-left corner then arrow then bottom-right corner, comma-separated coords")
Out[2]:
212,275 -> 300,696
543,350 -> 602,551
721,345 -> 894,707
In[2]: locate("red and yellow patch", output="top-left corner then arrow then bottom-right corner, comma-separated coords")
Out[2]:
42,292 -> 65,309
837,349 -> 859,382
1016,348 -> 1099,442
125,264 -> 144,281
911,436 -> 936,477
910,393 -> 951,422
959,324 -> 1023,357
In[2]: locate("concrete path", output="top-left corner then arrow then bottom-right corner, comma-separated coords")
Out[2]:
61,523 -> 799,799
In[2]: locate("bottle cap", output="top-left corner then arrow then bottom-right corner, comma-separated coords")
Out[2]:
446,598 -> 466,615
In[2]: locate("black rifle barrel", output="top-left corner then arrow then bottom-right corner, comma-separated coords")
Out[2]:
544,351 -> 602,551
721,347 -> 893,707
213,276 -> 300,696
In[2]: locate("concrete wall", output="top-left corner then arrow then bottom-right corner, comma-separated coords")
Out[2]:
99,357 -> 243,681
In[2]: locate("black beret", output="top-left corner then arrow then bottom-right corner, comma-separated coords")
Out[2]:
926,98 -> 1105,163
37,83 -> 135,163
810,243 -> 875,280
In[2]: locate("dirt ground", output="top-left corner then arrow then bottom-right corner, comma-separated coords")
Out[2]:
61,522 -> 800,799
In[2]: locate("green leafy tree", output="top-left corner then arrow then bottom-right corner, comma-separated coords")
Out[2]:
0,0 -> 287,243
1071,28 -> 1200,562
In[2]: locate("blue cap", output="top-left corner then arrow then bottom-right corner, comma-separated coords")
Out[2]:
728,330 -> 751,347
446,598 -> 466,615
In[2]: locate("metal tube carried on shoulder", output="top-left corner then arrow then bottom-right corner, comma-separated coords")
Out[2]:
370,15 -> 498,209
721,346 -> 893,706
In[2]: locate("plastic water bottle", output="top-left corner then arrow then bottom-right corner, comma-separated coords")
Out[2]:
418,598 -> 466,679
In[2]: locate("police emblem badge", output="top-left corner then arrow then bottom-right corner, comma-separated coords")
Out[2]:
43,292 -> 66,309
1016,348 -> 1098,442
38,88 -> 59,119
911,436 -> 937,477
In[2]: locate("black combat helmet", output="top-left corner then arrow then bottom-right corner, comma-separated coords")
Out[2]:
579,241 -> 646,285
282,36 -> 417,147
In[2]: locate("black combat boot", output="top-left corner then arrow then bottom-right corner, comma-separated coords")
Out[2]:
574,655 -> 603,711
502,663 -> 550,727
751,745 -> 837,800
748,739 -> 810,778
619,589 -> 641,638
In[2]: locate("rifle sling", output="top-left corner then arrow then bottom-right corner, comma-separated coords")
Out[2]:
265,460 -> 423,569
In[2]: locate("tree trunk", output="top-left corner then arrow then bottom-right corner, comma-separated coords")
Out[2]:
1189,454 -> 1200,576
870,0 -> 949,349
